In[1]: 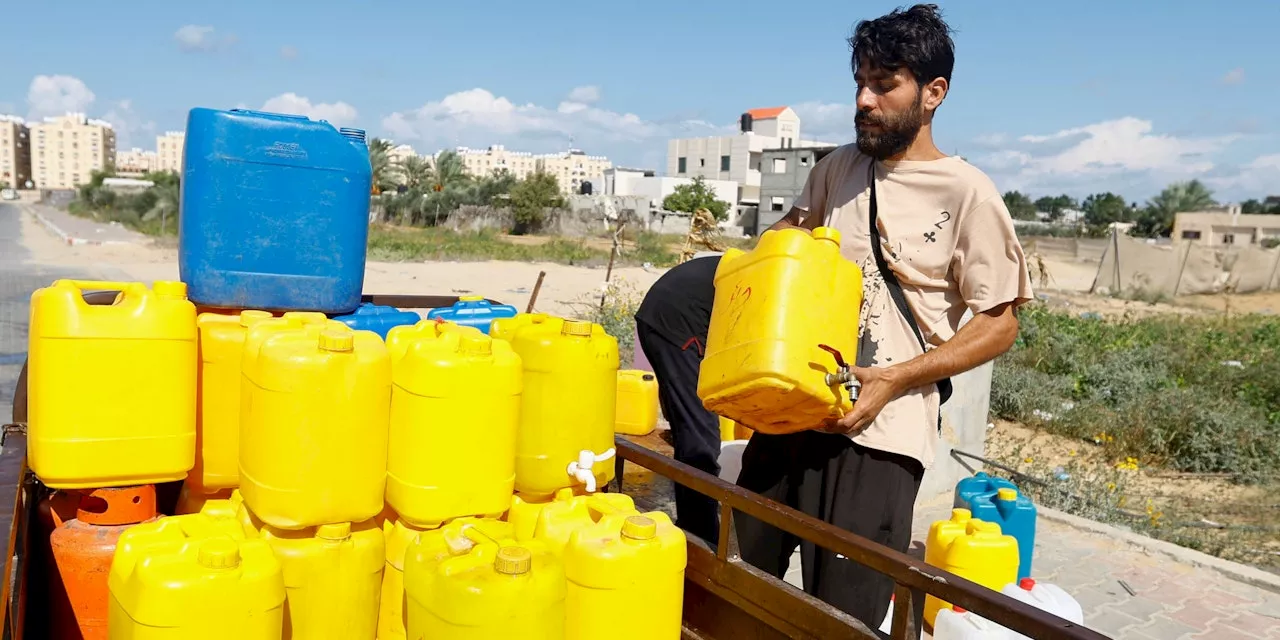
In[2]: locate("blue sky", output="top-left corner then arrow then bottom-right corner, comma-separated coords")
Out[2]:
2,0 -> 1277,202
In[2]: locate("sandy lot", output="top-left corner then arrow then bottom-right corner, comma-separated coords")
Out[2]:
19,212 -> 664,316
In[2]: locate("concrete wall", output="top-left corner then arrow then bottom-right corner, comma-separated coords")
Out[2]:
755,146 -> 836,234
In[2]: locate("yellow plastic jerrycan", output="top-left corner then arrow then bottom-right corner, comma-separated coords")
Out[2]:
532,491 -> 638,556
240,323 -> 391,529
922,509 -> 1020,626
508,488 -> 582,542
175,485 -> 235,515
489,312 -> 555,342
406,536 -> 564,640
28,279 -> 197,489
386,322 -> 521,528
565,513 -> 687,640
195,489 -> 262,539
382,517 -> 512,640
192,309 -> 274,494
510,318 -> 620,497
615,370 -> 659,436
258,521 -> 384,640
698,227 -> 863,434
108,514 -> 285,639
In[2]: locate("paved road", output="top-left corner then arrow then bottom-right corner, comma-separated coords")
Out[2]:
25,202 -> 149,244
0,203 -> 106,422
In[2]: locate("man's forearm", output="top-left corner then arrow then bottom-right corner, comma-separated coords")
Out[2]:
885,302 -> 1019,392
767,206 -> 820,233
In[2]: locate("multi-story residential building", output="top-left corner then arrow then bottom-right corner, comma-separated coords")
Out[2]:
603,167 -> 737,214
755,145 -> 839,233
456,145 -> 540,181
156,131 -> 185,173
536,149 -> 611,194
1172,207 -> 1280,246
389,144 -> 417,166
0,115 -> 32,189
667,106 -> 835,209
116,148 -> 159,175
29,113 -> 117,190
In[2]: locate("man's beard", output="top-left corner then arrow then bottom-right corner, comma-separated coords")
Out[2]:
855,96 -> 924,160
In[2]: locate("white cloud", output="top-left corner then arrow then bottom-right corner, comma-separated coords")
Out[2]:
381,87 -> 722,157
175,25 -> 234,53
27,75 -> 95,119
280,46 -> 299,60
100,99 -> 156,149
1205,154 -> 1280,195
1222,68 -> 1245,86
566,86 -> 600,104
261,92 -> 359,126
791,101 -> 854,144
971,117 -> 1260,200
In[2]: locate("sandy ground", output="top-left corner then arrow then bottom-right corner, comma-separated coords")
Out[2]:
18,212 -> 664,317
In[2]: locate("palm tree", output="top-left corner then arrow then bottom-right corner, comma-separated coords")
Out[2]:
367,138 -> 396,195
394,155 -> 433,191
1135,180 -> 1219,237
417,151 -> 472,225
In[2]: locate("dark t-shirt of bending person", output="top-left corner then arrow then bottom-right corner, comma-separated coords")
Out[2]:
634,255 -> 720,352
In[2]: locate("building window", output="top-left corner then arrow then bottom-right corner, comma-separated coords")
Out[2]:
1181,230 -> 1201,240
801,155 -> 811,167
677,157 -> 686,173
720,155 -> 730,171
770,196 -> 784,212
1222,233 -> 1235,245
772,158 -> 787,173
699,158 -> 705,168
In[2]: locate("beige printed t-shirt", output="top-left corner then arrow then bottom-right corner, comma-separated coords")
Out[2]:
793,144 -> 1033,468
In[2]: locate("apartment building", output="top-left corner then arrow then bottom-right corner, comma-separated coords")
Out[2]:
156,131 -> 184,173
756,145 -> 839,233
1172,208 -> 1280,247
29,113 -> 117,190
536,149 -> 611,194
603,167 -> 737,213
667,106 -> 834,207
456,145 -> 540,180
0,115 -> 32,189
116,148 -> 159,175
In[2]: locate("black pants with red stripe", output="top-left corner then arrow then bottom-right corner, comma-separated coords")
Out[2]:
635,319 -> 723,546
735,431 -> 924,632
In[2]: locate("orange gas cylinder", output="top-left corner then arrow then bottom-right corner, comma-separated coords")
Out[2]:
48,485 -> 158,640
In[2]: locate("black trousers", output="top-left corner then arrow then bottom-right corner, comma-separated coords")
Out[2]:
735,431 -> 924,631
635,320 -> 722,546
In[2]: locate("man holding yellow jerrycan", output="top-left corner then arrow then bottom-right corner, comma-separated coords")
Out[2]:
648,4 -> 1035,633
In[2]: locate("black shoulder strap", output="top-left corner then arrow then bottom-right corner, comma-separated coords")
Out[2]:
867,162 -> 954,406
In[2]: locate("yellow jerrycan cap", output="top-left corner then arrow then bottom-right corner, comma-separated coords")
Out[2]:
458,333 -> 493,355
561,320 -> 593,337
494,546 -> 533,575
621,515 -> 657,541
459,295 -> 484,302
198,538 -> 242,570
239,310 -> 273,328
996,488 -> 1018,502
152,280 -> 189,299
318,329 -> 355,352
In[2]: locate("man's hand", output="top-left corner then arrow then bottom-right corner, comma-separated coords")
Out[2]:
823,366 -> 905,435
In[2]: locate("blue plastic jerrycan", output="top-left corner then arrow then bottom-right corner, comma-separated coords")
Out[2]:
955,473 -> 1037,579
331,303 -> 422,339
424,296 -> 517,335
179,107 -> 373,313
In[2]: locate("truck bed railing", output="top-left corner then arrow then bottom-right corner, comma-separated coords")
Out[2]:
614,437 -> 1110,640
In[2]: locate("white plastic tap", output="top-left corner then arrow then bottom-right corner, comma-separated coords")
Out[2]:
566,448 -> 616,493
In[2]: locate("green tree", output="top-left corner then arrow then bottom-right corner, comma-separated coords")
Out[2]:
142,181 -> 180,234
394,155 -> 433,192
465,169 -> 518,207
509,171 -> 565,233
1002,190 -> 1038,221
367,138 -> 397,195
1082,192 -> 1133,227
1035,194 -> 1078,222
1242,197 -> 1280,214
662,176 -> 731,221
1133,180 -> 1217,237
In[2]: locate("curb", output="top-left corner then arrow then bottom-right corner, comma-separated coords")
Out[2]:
1037,505 -> 1280,595
27,206 -> 134,247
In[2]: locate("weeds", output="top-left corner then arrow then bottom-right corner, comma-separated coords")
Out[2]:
367,225 -> 609,265
566,280 -> 645,368
992,304 -> 1280,480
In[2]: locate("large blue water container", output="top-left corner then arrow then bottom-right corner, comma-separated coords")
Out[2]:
331,303 -> 421,339
179,108 -> 372,313
425,296 -> 518,335
955,473 -> 1037,579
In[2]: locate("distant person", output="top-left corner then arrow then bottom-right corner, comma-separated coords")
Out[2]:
733,4 -> 1034,629
634,253 -> 722,545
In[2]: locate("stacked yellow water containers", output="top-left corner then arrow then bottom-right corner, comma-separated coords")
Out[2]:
526,491 -> 638,556
28,280 -> 197,488
108,513 -> 285,639
404,527 -> 564,640
238,316 -> 391,639
698,227 -> 863,434
506,317 -> 619,496
922,508 -> 1021,626
384,319 -> 521,527
564,512 -> 687,640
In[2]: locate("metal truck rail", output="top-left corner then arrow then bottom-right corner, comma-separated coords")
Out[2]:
2,291 -> 1109,640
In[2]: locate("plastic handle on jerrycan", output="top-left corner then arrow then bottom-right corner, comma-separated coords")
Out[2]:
54,280 -> 187,304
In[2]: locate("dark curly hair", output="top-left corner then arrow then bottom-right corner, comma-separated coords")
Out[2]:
850,4 -> 955,87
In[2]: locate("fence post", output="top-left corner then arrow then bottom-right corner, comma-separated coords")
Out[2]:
1267,248 -> 1280,291
1172,241 -> 1192,297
